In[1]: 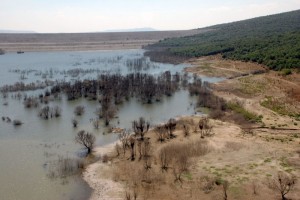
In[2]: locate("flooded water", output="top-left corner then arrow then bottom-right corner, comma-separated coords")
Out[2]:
0,50 -> 223,200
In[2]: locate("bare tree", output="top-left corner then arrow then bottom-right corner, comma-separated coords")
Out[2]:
72,119 -> 78,128
132,117 -> 150,141
165,118 -> 177,139
199,117 -> 213,138
222,180 -> 229,200
137,138 -> 151,160
74,105 -> 85,116
269,172 -> 296,200
91,118 -> 100,129
129,136 -> 136,161
154,125 -> 166,142
75,130 -> 96,154
23,97 -> 39,108
98,94 -> 116,126
173,154 -> 188,183
183,124 -> 190,137
39,106 -> 51,119
159,148 -> 169,172
144,157 -> 152,170
53,106 -> 62,117
119,130 -> 130,156
252,181 -> 258,195
115,143 -> 121,157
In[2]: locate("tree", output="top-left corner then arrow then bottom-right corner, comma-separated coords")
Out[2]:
132,117 -> 150,141
199,117 -> 213,138
182,124 -> 190,137
75,130 -> 96,154
74,105 -> 85,116
222,180 -> 229,200
173,154 -> 188,183
119,130 -> 130,156
98,93 -> 116,126
53,106 -> 62,117
269,172 -> 296,200
39,106 -> 51,119
137,138 -> 151,160
72,119 -> 78,128
159,147 -> 170,172
129,136 -> 136,161
91,118 -> 100,129
154,125 -> 166,142
165,118 -> 177,139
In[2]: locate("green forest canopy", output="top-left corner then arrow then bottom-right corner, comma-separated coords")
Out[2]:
147,10 -> 300,70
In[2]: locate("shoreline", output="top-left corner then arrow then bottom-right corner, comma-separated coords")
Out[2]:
83,142 -> 124,200
83,56 -> 300,200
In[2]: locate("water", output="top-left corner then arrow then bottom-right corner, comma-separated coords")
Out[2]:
0,49 -> 223,200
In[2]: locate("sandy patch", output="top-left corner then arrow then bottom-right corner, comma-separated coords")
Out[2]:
83,143 -> 124,200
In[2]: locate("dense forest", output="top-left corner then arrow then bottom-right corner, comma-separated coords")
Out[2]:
146,10 -> 300,70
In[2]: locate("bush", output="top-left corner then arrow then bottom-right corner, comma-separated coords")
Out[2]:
227,101 -> 262,123
281,68 -> 292,76
13,120 -> 23,126
74,105 -> 85,116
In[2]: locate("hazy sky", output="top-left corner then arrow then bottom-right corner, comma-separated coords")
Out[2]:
0,0 -> 299,33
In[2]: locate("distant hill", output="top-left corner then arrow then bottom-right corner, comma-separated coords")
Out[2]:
0,29 -> 36,33
146,10 -> 300,70
104,27 -> 158,32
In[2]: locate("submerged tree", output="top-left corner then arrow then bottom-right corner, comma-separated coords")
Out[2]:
72,119 -> 78,128
75,130 -> 96,154
74,105 -> 85,116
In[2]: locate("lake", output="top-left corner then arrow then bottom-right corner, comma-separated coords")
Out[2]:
0,49 -> 223,200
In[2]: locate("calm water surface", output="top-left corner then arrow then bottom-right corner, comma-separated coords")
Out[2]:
0,50 -> 223,200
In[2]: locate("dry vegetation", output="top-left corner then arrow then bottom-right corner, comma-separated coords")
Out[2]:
85,116 -> 300,200
83,56 -> 300,200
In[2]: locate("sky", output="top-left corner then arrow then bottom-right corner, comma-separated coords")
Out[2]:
0,0 -> 299,33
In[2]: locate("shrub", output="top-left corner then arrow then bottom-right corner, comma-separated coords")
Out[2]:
13,120 -> 23,126
74,105 -> 85,116
281,68 -> 292,76
227,101 -> 262,123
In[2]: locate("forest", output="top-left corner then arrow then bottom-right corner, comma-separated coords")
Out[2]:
146,10 -> 300,70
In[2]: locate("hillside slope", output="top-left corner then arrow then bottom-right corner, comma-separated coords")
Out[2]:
146,10 -> 300,70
